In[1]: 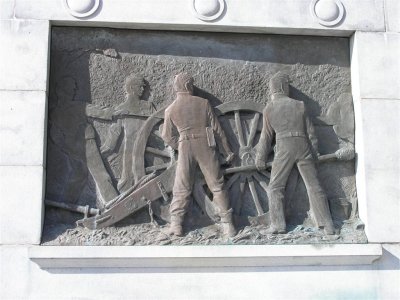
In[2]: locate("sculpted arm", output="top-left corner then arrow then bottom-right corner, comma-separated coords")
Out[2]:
206,102 -> 234,161
161,109 -> 179,150
85,104 -> 114,120
100,120 -> 122,155
304,106 -> 319,157
256,106 -> 274,166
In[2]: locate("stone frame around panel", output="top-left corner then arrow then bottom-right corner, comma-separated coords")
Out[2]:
43,27 -> 365,246
35,23 -> 372,256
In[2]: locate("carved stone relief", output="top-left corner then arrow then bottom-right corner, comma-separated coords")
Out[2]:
63,0 -> 101,18
43,27 -> 366,245
310,0 -> 345,27
191,0 -> 226,21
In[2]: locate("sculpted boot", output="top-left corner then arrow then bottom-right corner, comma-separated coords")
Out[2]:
323,223 -> 335,235
165,215 -> 183,236
212,191 -> 236,238
220,209 -> 236,238
264,226 -> 286,234
266,191 -> 286,234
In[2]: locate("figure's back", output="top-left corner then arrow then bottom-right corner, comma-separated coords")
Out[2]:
266,96 -> 306,134
168,94 -> 209,133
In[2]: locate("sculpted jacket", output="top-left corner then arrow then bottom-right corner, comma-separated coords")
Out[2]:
256,95 -> 319,163
162,92 -> 232,158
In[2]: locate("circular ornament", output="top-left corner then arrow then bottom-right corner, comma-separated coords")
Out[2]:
310,0 -> 344,27
192,0 -> 225,21
63,0 -> 100,18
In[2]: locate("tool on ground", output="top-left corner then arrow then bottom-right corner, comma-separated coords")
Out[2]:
45,199 -> 99,221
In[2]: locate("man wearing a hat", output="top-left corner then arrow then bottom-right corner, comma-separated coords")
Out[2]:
256,72 -> 335,235
162,72 -> 236,238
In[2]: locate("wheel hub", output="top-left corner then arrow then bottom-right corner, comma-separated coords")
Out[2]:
238,146 -> 256,167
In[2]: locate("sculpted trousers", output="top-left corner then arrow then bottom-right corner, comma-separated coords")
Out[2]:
268,138 -> 334,230
170,137 -> 230,222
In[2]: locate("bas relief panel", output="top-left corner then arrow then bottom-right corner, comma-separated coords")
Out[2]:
43,27 -> 366,245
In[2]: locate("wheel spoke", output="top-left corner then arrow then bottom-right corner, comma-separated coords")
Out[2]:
234,175 -> 246,216
260,170 -> 271,179
234,110 -> 245,147
253,173 -> 269,193
247,175 -> 264,216
247,113 -> 260,147
146,147 -> 171,158
225,173 -> 241,190
145,162 -> 169,173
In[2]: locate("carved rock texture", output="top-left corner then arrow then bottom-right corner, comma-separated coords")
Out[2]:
44,27 -> 365,245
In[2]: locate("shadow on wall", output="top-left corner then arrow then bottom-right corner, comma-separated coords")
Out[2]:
52,27 -> 350,67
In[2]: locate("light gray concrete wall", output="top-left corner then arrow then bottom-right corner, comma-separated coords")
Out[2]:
350,28 -> 400,244
0,0 -> 399,299
0,19 -> 50,245
0,244 -> 399,300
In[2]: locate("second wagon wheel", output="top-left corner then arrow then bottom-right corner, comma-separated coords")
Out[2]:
132,107 -> 176,182
193,101 -> 273,227
131,107 -> 177,222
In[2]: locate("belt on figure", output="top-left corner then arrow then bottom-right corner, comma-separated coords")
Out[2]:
276,131 -> 306,140
178,133 -> 207,142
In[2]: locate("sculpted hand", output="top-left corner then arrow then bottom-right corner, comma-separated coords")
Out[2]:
103,108 -> 114,120
255,158 -> 266,171
114,108 -> 129,116
335,147 -> 355,161
224,152 -> 235,165
166,145 -> 176,161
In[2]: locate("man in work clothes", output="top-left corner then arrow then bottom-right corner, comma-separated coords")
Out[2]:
256,72 -> 335,235
162,72 -> 236,237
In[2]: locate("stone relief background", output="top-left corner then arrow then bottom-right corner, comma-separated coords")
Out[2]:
43,27 -> 366,245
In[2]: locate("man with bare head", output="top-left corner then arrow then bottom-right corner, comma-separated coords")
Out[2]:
162,72 -> 236,237
114,75 -> 152,115
256,72 -> 335,235
100,75 -> 155,193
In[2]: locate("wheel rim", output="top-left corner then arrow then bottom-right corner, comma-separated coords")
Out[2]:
199,101 -> 271,221
132,107 -> 176,184
132,101 -> 271,224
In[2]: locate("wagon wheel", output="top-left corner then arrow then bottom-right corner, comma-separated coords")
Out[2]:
131,107 -> 177,222
193,101 -> 271,225
132,107 -> 176,184
132,101 -> 272,226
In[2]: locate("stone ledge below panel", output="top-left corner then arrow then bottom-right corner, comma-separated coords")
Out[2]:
29,244 -> 382,269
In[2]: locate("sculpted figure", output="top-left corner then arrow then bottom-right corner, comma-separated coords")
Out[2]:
161,72 -> 236,237
256,72 -> 335,235
100,75 -> 155,192
49,77 -> 118,206
114,75 -> 154,116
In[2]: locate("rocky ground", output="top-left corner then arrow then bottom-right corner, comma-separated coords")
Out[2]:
42,218 -> 367,246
